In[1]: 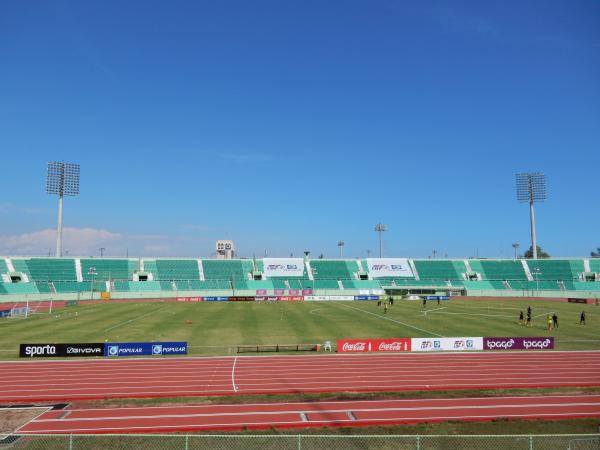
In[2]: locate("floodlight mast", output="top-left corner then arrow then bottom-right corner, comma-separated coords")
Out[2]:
374,223 -> 387,258
46,162 -> 80,257
515,173 -> 546,260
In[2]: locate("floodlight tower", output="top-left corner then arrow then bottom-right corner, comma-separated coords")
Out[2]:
46,162 -> 80,257
516,172 -> 546,260
374,223 -> 387,258
337,241 -> 345,258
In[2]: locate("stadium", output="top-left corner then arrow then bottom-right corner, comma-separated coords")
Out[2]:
2,1 -> 600,449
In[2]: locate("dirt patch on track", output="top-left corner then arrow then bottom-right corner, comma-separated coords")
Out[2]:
0,408 -> 49,434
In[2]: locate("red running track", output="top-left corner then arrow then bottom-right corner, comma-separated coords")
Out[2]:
17,395 -> 600,433
1,351 -> 600,403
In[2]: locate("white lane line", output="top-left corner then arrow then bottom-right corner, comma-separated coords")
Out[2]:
102,306 -> 166,333
231,356 -> 238,392
337,303 -> 443,337
21,411 -> 600,434
31,401 -> 600,422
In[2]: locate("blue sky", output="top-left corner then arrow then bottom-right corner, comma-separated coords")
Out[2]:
0,1 -> 599,258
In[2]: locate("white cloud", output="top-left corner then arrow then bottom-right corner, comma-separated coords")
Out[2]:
0,227 -> 122,256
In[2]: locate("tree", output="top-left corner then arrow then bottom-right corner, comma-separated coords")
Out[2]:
523,245 -> 550,259
591,248 -> 600,258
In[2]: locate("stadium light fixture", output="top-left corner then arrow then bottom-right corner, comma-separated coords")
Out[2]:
374,223 -> 387,258
512,243 -> 520,259
46,162 -> 80,257
515,172 -> 546,260
338,241 -> 345,258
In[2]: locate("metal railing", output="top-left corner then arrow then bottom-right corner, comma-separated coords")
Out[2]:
0,434 -> 598,449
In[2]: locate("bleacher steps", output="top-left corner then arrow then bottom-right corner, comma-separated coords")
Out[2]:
49,282 -> 57,294
522,260 -> 534,281
306,261 -> 314,280
408,259 -> 420,280
171,281 -> 177,291
197,259 -> 205,281
338,280 -> 344,289
502,280 -> 512,290
140,258 -> 145,272
75,259 -> 83,282
463,260 -> 472,273
558,281 -> 566,292
584,259 -> 591,273
5,258 -> 15,273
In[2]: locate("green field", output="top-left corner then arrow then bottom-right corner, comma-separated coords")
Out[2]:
1,299 -> 598,358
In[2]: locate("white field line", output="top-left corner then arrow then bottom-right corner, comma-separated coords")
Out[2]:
231,356 -> 238,392
102,306 -> 166,332
336,303 -> 443,337
422,307 -> 446,316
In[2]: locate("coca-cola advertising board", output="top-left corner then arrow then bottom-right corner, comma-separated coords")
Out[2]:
337,338 -> 411,353
483,337 -> 554,351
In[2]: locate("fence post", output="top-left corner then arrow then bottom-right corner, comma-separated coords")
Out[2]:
416,435 -> 420,450
529,435 -> 533,450
185,435 -> 189,450
297,434 -> 302,450
69,434 -> 73,450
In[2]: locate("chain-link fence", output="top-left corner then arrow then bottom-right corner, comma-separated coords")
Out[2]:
0,434 -> 599,450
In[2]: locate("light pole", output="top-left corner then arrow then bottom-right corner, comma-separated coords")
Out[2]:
432,250 -> 438,259
99,247 -> 105,258
338,241 -> 345,258
46,162 -> 80,257
516,173 -> 546,259
374,223 -> 387,258
88,267 -> 97,300
512,243 -> 520,259
532,268 -> 541,296
366,249 -> 372,258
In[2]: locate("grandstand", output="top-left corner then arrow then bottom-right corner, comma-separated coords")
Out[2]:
1,256 -> 599,302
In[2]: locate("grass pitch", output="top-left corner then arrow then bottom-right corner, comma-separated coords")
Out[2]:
0,299 -> 598,358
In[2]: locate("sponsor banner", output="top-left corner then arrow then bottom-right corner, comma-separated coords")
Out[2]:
567,298 -> 587,304
425,296 -> 450,301
203,296 -> 229,302
274,289 -> 285,295
176,297 -> 203,302
354,295 -> 380,300
337,338 -> 411,353
256,289 -> 267,295
105,342 -> 187,357
229,296 -> 255,301
305,295 -> 330,301
289,289 -> 300,295
276,296 -> 304,301
328,295 -> 354,301
302,289 -> 313,295
483,337 -> 554,351
411,337 -> 483,352
263,258 -> 305,277
366,258 -> 413,278
0,310 -> 10,318
20,343 -> 104,358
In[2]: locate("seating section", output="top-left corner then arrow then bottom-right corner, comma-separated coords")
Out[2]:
413,260 -> 465,280
146,259 -> 200,280
589,259 -> 600,273
1,257 -> 599,297
12,258 -> 77,281
526,260 -> 582,281
310,260 -> 358,280
80,259 -> 138,282
469,260 -> 527,281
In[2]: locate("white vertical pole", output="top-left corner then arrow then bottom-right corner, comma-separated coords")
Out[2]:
529,200 -> 537,259
56,194 -> 64,258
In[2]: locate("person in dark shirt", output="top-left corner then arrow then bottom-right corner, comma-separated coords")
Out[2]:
519,310 -> 524,325
552,313 -> 558,328
580,310 -> 586,325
